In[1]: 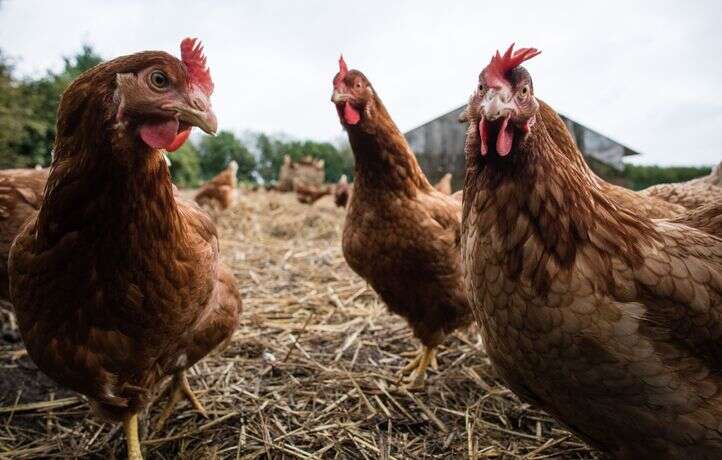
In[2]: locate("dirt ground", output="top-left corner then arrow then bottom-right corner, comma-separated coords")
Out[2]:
0,190 -> 599,459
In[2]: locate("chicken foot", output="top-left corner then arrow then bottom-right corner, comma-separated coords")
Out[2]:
154,371 -> 208,430
399,345 -> 438,390
123,413 -> 143,460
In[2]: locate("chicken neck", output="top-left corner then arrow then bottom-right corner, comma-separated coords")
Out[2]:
346,103 -> 433,197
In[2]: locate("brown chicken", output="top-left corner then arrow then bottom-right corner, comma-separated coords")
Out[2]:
295,180 -> 332,205
332,56 -> 472,388
640,160 -> 722,210
433,173 -> 453,195
461,44 -> 722,458
194,160 -> 238,210
334,174 -> 353,208
9,39 -> 241,460
0,167 -> 48,301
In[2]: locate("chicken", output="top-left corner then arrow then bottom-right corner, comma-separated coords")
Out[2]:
461,44 -> 722,458
433,173 -> 453,195
0,167 -> 48,301
640,160 -> 722,210
294,180 -> 332,205
332,56 -> 472,388
8,39 -> 241,460
194,160 -> 238,210
333,174 -> 352,208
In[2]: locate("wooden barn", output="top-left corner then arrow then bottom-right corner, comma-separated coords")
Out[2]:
404,105 -> 639,189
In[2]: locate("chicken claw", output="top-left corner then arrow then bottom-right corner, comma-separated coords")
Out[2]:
154,371 -> 208,430
123,413 -> 143,460
399,345 -> 438,390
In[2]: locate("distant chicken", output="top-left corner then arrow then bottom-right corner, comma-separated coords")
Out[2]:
461,44 -> 722,458
9,39 -> 241,460
295,180 -> 332,205
332,56 -> 471,388
194,160 -> 239,210
0,168 -> 48,301
434,173 -> 453,195
333,174 -> 352,208
640,160 -> 722,210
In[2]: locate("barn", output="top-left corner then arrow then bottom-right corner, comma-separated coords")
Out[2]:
404,105 -> 639,188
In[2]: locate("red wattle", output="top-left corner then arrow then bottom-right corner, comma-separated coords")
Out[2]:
479,118 -> 488,156
344,102 -> 361,125
496,116 -> 514,157
139,119 -> 179,150
166,128 -> 192,152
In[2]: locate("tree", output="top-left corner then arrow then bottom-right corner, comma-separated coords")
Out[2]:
0,44 -> 102,168
254,133 -> 354,183
168,142 -> 202,187
198,130 -> 256,181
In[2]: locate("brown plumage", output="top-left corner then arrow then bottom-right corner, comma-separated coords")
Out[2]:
0,168 -> 48,301
8,40 -> 241,459
194,160 -> 238,210
537,101 -> 687,219
332,57 -> 471,388
434,173 -> 453,195
640,160 -> 722,210
333,174 -> 352,208
295,180 -> 332,205
461,45 -> 722,459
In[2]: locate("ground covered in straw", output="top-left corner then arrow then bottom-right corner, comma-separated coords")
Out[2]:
0,191 -> 600,459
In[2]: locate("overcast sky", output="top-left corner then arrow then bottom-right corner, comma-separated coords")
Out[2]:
1,0 -> 720,166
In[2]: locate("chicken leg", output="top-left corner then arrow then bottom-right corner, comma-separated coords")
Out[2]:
399,345 -> 438,390
123,413 -> 143,460
154,371 -> 208,430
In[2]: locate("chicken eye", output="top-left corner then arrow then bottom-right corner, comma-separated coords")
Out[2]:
478,83 -> 485,92
150,70 -> 169,89
518,85 -> 529,98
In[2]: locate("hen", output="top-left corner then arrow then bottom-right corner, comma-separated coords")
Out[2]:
332,56 -> 472,388
295,180 -> 332,205
433,173 -> 453,195
334,174 -> 352,208
0,167 -> 48,301
9,39 -> 241,460
461,44 -> 722,458
640,160 -> 722,210
194,160 -> 238,210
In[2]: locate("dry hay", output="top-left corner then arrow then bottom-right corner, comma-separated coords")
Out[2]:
0,191 -> 599,459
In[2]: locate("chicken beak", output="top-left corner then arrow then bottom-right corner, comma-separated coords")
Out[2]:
331,90 -> 349,103
483,90 -> 515,122
165,90 -> 218,136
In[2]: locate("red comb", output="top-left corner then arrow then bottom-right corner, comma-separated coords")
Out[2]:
181,37 -> 214,96
484,43 -> 541,88
334,54 -> 348,89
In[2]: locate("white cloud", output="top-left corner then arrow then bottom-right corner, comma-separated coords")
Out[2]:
1,0 -> 720,165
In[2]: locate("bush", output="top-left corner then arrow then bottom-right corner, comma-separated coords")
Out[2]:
198,131 -> 256,181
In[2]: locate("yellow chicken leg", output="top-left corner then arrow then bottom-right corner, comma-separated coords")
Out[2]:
399,345 -> 437,390
123,413 -> 143,460
155,371 -> 208,430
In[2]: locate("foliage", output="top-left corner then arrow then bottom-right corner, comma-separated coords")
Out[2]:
197,130 -> 256,181
255,133 -> 353,183
0,45 -> 102,168
168,142 -> 202,187
623,163 -> 712,190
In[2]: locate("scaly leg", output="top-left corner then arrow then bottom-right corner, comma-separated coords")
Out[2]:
399,345 -> 437,390
155,371 -> 208,430
123,413 -> 143,460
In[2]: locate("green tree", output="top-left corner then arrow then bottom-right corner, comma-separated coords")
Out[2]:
254,133 -> 353,183
198,130 -> 256,181
623,164 -> 712,190
169,141 -> 202,187
0,51 -> 29,167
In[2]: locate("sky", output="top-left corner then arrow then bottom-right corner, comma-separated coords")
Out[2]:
1,0 -> 720,166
